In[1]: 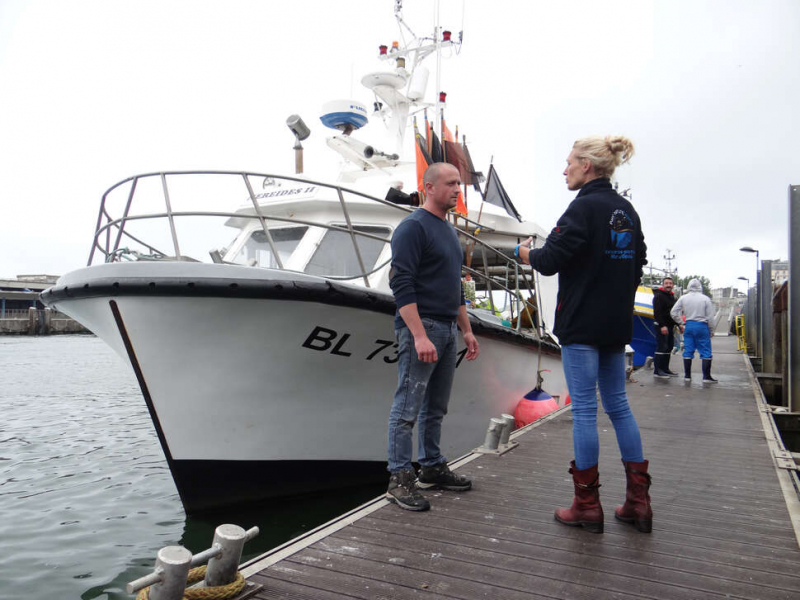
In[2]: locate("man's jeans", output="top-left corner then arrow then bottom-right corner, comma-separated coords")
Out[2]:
655,325 -> 674,355
561,344 -> 645,470
387,319 -> 457,473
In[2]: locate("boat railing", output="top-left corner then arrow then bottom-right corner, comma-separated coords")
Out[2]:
90,171 -> 542,336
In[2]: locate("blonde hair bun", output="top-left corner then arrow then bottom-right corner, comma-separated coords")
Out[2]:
573,135 -> 635,178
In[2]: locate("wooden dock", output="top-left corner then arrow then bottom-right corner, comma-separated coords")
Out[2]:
240,335 -> 800,599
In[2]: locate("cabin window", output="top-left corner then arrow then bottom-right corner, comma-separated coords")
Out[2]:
234,227 -> 308,268
305,226 -> 390,277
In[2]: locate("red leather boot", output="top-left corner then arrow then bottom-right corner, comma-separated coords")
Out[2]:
614,459 -> 653,533
554,461 -> 604,533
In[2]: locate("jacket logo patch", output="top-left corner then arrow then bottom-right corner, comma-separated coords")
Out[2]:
609,209 -> 633,249
606,209 -> 635,260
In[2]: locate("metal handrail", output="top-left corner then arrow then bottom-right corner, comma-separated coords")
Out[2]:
88,170 -> 545,339
89,171 -> 411,266
93,211 -> 393,258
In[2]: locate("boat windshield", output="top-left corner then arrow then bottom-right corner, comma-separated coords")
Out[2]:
305,225 -> 390,277
233,227 -> 308,268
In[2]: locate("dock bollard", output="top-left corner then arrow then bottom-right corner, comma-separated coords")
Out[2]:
204,524 -> 259,587
474,415 -> 520,455
126,524 -> 260,598
482,417 -> 506,450
498,413 -> 515,446
126,546 -> 192,600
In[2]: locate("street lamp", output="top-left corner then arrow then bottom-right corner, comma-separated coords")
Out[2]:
737,276 -> 749,289
739,246 -> 759,264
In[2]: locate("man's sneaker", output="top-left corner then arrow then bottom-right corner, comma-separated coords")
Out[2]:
386,469 -> 430,511
417,463 -> 472,491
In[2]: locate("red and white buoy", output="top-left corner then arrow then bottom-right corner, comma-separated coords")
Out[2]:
514,387 -> 566,428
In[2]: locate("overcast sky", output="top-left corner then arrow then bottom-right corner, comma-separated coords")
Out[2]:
1,0 -> 797,289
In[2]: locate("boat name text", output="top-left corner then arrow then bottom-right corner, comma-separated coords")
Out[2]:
301,325 -> 469,367
255,186 -> 317,200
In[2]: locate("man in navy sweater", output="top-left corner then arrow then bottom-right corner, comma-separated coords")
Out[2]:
386,162 -> 480,511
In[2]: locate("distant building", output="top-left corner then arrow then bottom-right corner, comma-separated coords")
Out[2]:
712,287 -> 735,301
0,275 -> 58,316
771,260 -> 788,285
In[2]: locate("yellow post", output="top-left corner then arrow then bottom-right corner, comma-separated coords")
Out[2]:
736,315 -> 747,352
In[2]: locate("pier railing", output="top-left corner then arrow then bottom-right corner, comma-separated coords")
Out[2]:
88,171 -> 545,337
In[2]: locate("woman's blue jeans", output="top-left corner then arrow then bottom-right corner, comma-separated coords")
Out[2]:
561,344 -> 645,470
387,319 -> 457,473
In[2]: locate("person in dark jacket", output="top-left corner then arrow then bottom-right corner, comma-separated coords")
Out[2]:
517,135 -> 652,534
652,277 -> 683,378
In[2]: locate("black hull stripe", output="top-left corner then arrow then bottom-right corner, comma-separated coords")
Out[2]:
109,300 -> 191,509
43,277 -> 561,355
172,459 -> 388,514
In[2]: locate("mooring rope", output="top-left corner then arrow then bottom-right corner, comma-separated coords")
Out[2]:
136,565 -> 245,600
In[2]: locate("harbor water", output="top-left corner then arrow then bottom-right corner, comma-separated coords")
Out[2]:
0,335 -> 382,599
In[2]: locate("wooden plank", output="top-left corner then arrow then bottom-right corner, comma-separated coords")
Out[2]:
355,514 -> 800,585
286,545 -> 647,600
335,525 -> 800,599
251,563 -> 432,599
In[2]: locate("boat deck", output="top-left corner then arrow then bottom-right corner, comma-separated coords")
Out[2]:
240,335 -> 800,599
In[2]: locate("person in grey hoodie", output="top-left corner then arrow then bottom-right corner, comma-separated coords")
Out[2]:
670,279 -> 718,383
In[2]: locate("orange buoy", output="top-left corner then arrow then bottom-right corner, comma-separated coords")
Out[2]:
514,388 -> 560,428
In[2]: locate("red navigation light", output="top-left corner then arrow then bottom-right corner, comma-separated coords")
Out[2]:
439,91 -> 447,103
379,45 -> 388,55
443,30 -> 452,41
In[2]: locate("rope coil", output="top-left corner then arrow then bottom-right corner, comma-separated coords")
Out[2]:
136,565 -> 245,600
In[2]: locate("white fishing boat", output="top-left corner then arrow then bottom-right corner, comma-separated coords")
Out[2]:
41,1 -> 567,513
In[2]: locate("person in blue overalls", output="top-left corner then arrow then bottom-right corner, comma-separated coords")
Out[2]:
671,278 -> 718,383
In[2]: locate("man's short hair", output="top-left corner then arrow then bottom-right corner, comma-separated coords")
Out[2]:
423,162 -> 457,186
662,276 -> 674,283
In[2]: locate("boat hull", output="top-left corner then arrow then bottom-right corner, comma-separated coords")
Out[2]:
43,263 -> 565,513
631,314 -> 657,367
631,286 -> 656,367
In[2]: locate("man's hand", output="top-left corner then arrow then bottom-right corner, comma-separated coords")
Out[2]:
414,334 -> 438,363
660,326 -> 668,335
679,325 -> 685,334
463,331 -> 480,361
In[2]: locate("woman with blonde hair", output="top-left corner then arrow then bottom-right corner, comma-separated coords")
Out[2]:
517,135 -> 652,533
